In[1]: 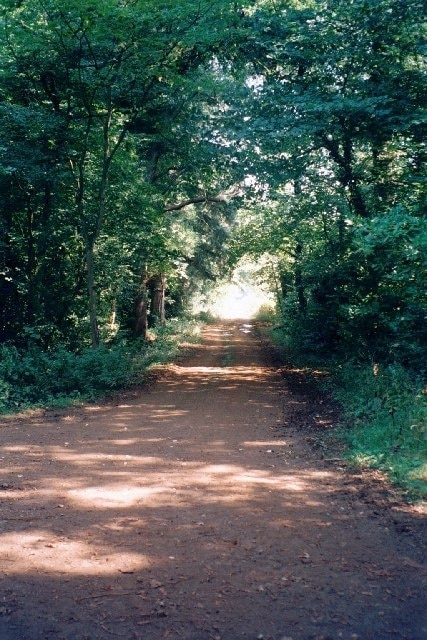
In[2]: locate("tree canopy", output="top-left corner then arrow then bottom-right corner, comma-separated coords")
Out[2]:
0,0 -> 425,367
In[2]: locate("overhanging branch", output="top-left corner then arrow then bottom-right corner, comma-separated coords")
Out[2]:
165,185 -> 242,212
165,195 -> 226,211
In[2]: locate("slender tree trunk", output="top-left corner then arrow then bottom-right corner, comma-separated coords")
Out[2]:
134,278 -> 149,339
148,274 -> 166,327
72,97 -> 129,348
31,180 -> 54,326
84,159 -> 109,348
26,201 -> 36,325
322,133 -> 369,218
295,241 -> 307,316
279,271 -> 288,304
85,242 -> 100,348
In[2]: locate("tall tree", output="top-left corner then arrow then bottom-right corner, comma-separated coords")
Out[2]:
1,0 -> 251,346
228,0 -> 426,362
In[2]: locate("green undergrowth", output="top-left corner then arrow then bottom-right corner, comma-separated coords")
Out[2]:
330,363 -> 426,501
269,325 -> 427,502
0,318 -> 202,415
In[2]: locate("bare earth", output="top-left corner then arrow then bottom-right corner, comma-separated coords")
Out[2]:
0,322 -> 425,640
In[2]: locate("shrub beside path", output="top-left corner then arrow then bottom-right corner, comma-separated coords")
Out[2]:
0,322 -> 425,640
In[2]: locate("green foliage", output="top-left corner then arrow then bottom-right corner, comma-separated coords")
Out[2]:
0,342 -> 134,409
0,318 -> 201,413
229,0 -> 426,369
332,362 -> 427,500
267,205 -> 426,365
3,0 -> 422,364
338,208 -> 427,365
195,310 -> 219,324
0,0 -> 248,347
254,303 -> 277,323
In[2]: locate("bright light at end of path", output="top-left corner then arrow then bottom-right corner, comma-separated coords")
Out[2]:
210,283 -> 274,319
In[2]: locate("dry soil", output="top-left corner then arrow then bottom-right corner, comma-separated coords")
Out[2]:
0,321 -> 425,640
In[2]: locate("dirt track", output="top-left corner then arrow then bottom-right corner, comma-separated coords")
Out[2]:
0,322 -> 425,640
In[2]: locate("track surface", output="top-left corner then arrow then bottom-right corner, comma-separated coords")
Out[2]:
0,322 -> 425,639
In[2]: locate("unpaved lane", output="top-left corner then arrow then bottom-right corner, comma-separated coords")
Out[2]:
0,322 -> 425,640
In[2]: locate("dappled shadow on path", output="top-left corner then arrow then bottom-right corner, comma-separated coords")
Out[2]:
0,323 -> 425,640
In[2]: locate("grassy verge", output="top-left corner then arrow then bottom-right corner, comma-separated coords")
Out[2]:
268,325 -> 426,502
330,362 -> 426,500
0,318 -> 202,415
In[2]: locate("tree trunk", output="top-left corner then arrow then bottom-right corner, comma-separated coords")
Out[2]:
148,274 -> 166,327
74,99 -> 128,348
295,242 -> 307,316
134,280 -> 148,339
322,134 -> 369,218
30,180 -> 54,327
279,271 -> 289,303
26,201 -> 36,325
85,243 -> 101,347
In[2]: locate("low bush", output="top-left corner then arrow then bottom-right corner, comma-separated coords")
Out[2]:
0,318 -> 201,414
194,310 -> 219,324
254,304 -> 278,324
